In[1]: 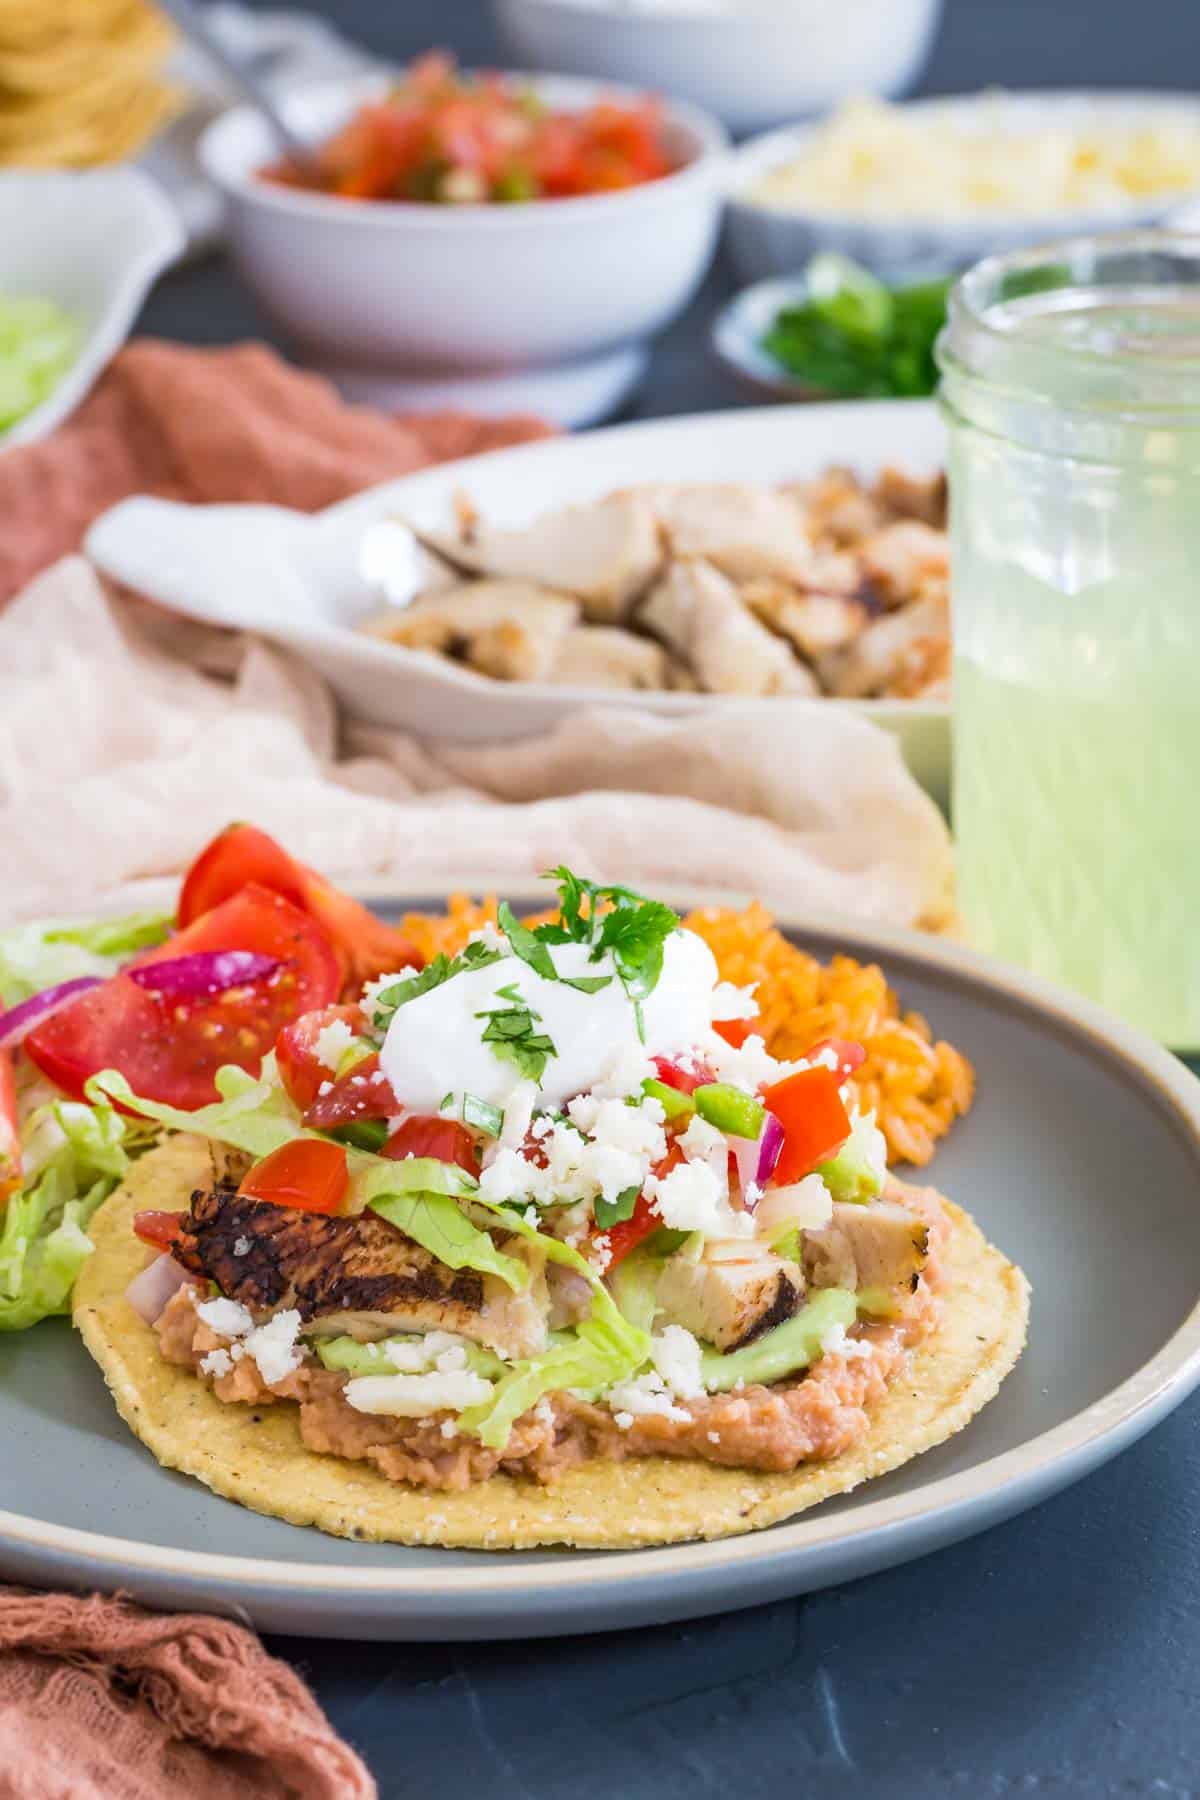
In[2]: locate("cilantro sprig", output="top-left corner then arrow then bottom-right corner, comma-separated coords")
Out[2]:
370,940 -> 502,1035
529,867 -> 679,1038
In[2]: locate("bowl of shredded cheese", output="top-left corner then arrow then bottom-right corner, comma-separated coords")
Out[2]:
726,91 -> 1200,281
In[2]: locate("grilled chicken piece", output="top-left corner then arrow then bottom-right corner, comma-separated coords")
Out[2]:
640,558 -> 816,697
858,521 -> 949,608
804,1200 -> 929,1294
548,624 -> 675,690
414,493 -> 663,622
172,1187 -> 548,1359
786,468 -> 887,547
741,579 -> 870,665
873,466 -> 948,529
369,580 -> 578,681
642,483 -> 819,585
817,591 -> 949,699
657,1243 -> 806,1351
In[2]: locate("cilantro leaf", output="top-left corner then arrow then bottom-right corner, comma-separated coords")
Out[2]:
498,902 -> 557,981
594,1185 -> 642,1231
371,941 -> 502,1033
561,973 -> 613,995
475,995 -> 557,1084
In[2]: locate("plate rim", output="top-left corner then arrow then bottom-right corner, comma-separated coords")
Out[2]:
5,894 -> 1200,1600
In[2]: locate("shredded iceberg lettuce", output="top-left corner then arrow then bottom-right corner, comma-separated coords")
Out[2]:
0,1091 -> 132,1331
0,910 -> 172,1009
88,1061 -> 307,1163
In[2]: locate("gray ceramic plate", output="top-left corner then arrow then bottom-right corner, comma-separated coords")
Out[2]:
3,897 -> 1200,1642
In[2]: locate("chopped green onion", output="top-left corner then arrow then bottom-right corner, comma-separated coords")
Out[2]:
463,1093 -> 504,1138
694,1083 -> 765,1140
334,1119 -> 389,1153
641,1077 -> 695,1121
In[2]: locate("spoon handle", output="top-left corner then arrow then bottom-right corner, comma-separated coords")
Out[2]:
156,0 -> 318,169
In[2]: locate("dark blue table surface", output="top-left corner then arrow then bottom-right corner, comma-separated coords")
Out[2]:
138,3 -> 1200,1792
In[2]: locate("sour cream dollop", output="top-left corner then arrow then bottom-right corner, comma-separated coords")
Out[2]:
379,929 -> 721,1114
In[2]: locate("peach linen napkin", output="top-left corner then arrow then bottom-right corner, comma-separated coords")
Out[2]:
0,340 -> 952,929
0,1588 -> 374,1799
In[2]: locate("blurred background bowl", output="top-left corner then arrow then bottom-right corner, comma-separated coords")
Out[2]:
725,89 -> 1200,283
492,0 -> 942,138
198,72 -> 727,427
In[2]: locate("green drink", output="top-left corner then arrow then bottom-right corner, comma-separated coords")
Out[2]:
939,238 -> 1200,1045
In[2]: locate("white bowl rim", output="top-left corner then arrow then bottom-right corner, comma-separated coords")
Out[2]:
495,0 -> 811,28
726,87 -> 1200,232
198,69 -> 730,231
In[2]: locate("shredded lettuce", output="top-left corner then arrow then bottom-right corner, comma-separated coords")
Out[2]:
366,1185 -> 530,1293
0,1091 -> 132,1331
88,1060 -> 307,1163
458,1314 -> 643,1450
0,910 -> 172,1008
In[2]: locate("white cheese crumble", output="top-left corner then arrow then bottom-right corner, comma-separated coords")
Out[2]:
243,1309 -> 305,1386
650,1325 -> 705,1400
645,1158 -> 752,1238
711,980 -> 758,1022
604,1370 -> 692,1424
199,1347 -> 234,1378
232,1236 -> 252,1258
820,1323 -> 874,1362
702,1030 -> 796,1095
343,1370 -> 494,1417
377,1331 -> 473,1374
314,1017 -> 355,1072
195,1297 -> 254,1338
480,1094 -> 667,1212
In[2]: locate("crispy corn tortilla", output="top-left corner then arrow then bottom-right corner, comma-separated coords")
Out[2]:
75,1137 -> 1030,1551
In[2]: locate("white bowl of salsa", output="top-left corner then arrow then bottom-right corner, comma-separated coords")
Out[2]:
198,64 -> 728,426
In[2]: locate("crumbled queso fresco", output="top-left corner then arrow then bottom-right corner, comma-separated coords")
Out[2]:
195,1296 -> 305,1386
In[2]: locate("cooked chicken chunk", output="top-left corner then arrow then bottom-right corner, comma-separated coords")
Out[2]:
414,492 -> 663,622
818,590 -> 949,698
804,1200 -> 929,1294
643,483 -> 819,585
657,1243 -> 806,1351
742,579 -> 870,662
640,558 -> 816,697
858,520 -> 949,608
873,465 -> 948,529
172,1187 -> 548,1359
787,468 -> 887,547
369,580 -> 578,681
548,625 -> 676,690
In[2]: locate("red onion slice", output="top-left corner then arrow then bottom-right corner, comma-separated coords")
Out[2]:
124,1253 -> 196,1324
729,1110 -> 784,1208
129,950 -> 280,999
756,1111 -> 785,1185
0,977 -> 103,1051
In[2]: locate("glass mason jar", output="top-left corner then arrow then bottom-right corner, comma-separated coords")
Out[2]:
937,234 -> 1200,1047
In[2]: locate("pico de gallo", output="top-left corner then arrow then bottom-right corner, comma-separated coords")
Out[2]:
260,52 -> 678,205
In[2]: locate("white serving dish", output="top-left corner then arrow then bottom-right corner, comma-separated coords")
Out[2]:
84,398 -> 951,805
725,90 -> 1200,283
197,74 -> 728,429
0,169 -> 183,449
492,0 -> 941,139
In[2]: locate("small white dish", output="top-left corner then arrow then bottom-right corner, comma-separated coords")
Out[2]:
492,0 -> 942,139
197,73 -> 728,429
85,397 -> 951,804
725,90 -> 1200,283
0,169 -> 184,449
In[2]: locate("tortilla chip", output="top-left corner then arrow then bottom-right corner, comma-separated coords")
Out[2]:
75,1137 -> 1029,1551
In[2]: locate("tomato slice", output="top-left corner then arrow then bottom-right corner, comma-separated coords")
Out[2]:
24,885 -> 341,1111
806,1037 -> 867,1080
177,823 -> 424,993
133,1210 -> 185,1252
276,1005 -> 366,1112
714,1019 -> 754,1050
382,1115 -> 481,1178
239,1138 -> 349,1214
762,1066 -> 851,1186
652,1056 -> 716,1098
303,1053 -> 399,1130
0,1050 -> 20,1204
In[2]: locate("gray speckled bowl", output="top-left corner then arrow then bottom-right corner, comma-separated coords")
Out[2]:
2,898 -> 1199,1641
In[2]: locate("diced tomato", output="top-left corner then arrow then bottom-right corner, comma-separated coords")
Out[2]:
595,1142 -> 684,1269
133,1210 -> 184,1252
652,1055 -> 716,1098
714,1018 -> 754,1050
303,1053 -> 399,1130
24,885 -> 341,1111
381,1115 -> 481,1178
806,1037 -> 867,1080
762,1066 -> 852,1186
177,823 -> 423,994
239,1138 -> 349,1215
276,1005 -> 365,1111
0,1049 -> 20,1204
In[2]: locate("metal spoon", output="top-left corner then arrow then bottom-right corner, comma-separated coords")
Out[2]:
156,0 -> 319,171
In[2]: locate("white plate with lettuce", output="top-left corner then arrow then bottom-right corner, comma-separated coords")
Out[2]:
2,888 -> 1200,1639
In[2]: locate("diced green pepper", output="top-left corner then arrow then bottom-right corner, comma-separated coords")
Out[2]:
641,1077 -> 696,1121
694,1082 -> 765,1140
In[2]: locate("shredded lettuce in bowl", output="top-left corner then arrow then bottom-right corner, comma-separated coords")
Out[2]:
0,294 -> 80,435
